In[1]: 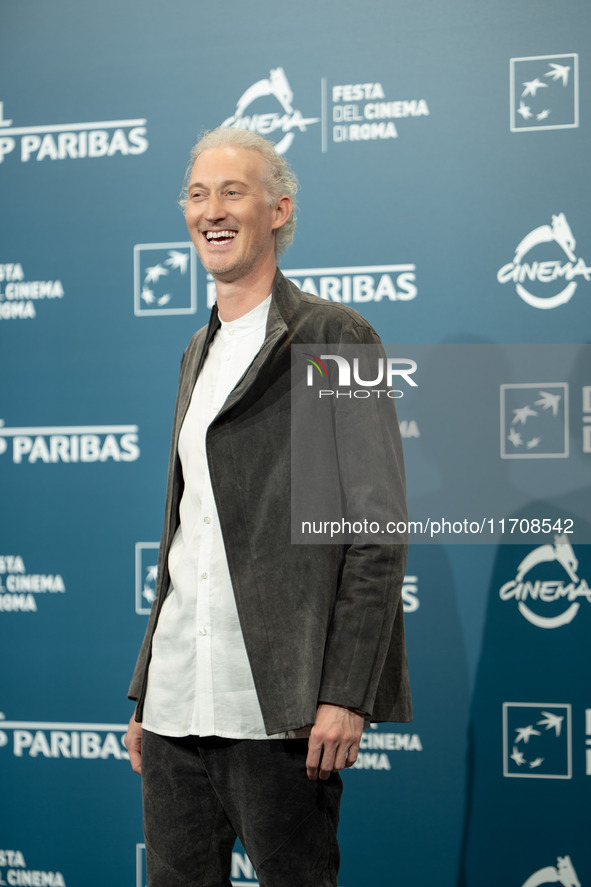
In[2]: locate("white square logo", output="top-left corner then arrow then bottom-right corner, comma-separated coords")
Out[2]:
510,54 -> 579,132
135,542 -> 159,614
134,242 -> 197,316
500,383 -> 568,459
503,702 -> 572,779
136,844 -> 147,887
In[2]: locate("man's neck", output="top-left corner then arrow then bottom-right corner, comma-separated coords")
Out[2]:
214,262 -> 277,322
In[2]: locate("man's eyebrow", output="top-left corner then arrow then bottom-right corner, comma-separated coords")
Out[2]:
187,179 -> 249,191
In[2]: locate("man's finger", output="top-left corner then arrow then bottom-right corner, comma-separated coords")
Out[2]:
125,745 -> 142,774
344,739 -> 360,768
318,744 -> 337,780
333,742 -> 350,772
305,740 -> 322,780
318,749 -> 338,779
124,713 -> 143,775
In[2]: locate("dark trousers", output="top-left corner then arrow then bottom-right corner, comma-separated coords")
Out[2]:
141,730 -> 342,887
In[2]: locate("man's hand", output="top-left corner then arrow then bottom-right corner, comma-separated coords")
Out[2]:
124,711 -> 143,774
306,703 -> 364,781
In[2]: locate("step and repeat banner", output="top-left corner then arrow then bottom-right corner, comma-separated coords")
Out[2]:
1,1 -> 590,885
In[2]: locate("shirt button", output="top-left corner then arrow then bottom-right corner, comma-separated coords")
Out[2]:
228,329 -> 235,336
204,516 -> 211,524
201,571 -> 208,580
224,353 -> 231,361
199,627 -> 208,636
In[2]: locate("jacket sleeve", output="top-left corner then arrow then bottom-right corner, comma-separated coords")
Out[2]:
314,325 -> 411,719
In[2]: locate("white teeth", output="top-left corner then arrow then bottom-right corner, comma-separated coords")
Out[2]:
206,230 -> 237,240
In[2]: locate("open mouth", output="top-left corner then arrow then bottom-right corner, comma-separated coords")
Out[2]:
204,230 -> 237,245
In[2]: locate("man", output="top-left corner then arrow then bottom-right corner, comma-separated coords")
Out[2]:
125,127 -> 411,887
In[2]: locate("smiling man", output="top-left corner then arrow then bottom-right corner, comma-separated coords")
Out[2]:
184,142 -> 289,295
125,127 -> 411,887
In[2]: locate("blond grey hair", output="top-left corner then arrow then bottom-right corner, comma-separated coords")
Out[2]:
179,127 -> 299,257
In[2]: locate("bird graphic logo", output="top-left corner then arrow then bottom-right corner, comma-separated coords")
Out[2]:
511,54 -> 578,131
504,703 -> 571,778
134,243 -> 196,316
501,384 -> 568,458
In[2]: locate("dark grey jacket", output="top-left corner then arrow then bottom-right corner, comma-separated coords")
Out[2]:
129,270 -> 412,734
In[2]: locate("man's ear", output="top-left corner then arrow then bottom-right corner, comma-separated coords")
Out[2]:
272,196 -> 292,230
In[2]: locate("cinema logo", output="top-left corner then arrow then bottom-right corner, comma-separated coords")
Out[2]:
0,99 -> 148,164
0,262 -> 64,321
303,350 -> 418,400
353,724 -> 423,771
0,420 -> 140,464
0,554 -> 66,614
221,67 -> 319,155
0,715 -> 129,761
0,849 -> 66,887
499,537 -> 590,629
520,855 -> 580,887
497,213 -> 590,309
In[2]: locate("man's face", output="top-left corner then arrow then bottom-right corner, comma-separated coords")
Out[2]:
184,145 -> 287,283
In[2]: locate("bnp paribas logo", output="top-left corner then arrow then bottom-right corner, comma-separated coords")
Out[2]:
0,100 -> 148,164
510,54 -> 578,132
0,713 -> 129,760
500,383 -> 568,458
134,243 -> 197,316
0,419 -> 140,464
503,702 -> 572,779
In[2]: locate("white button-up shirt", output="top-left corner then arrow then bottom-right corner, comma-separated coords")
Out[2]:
142,296 -> 288,739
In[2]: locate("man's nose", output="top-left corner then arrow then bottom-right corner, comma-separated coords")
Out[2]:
204,194 -> 226,221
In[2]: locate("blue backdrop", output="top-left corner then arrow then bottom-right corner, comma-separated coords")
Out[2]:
1,1 -> 590,885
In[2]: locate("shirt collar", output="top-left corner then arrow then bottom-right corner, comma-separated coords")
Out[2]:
219,294 -> 272,341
